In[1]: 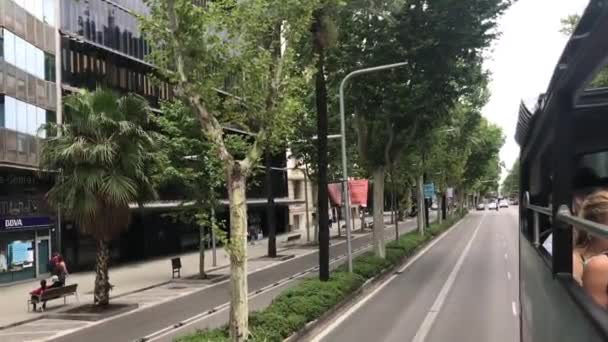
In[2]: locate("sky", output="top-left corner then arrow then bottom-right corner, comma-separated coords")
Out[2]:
482,0 -> 589,180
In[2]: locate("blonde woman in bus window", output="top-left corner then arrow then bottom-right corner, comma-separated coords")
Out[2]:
572,189 -> 595,285
580,190 -> 608,308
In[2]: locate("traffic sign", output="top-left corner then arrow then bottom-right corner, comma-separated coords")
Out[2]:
424,183 -> 435,199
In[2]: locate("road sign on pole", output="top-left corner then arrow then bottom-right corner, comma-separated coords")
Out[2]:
424,183 -> 435,199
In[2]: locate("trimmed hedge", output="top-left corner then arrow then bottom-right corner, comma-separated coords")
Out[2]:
178,210 -> 468,342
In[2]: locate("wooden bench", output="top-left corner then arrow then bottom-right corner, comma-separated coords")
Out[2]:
285,233 -> 301,243
28,284 -> 79,312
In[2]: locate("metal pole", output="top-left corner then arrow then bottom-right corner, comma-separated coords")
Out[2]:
57,170 -> 63,254
339,61 -> 408,272
533,211 -> 540,247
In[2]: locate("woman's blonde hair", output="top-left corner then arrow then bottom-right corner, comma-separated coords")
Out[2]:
581,190 -> 608,224
575,190 -> 608,248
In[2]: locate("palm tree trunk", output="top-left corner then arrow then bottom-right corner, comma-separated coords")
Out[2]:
94,239 -> 110,306
228,165 -> 249,342
373,166 -> 386,258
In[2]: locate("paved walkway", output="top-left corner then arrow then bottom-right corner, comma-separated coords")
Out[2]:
0,212 -> 395,329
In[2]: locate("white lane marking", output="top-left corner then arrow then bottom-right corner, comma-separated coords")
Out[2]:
146,223 -> 421,341
42,223 -> 410,342
0,331 -> 60,336
512,301 -> 518,316
411,215 -> 486,342
310,216 -> 471,342
147,243 -> 376,341
504,253 -> 508,260
507,272 -> 511,280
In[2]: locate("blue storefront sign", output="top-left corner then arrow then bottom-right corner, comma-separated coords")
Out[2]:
424,183 -> 435,199
0,216 -> 52,231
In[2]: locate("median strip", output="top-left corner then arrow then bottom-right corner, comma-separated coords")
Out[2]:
176,210 -> 468,342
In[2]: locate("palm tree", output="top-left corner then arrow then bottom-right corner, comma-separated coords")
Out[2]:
40,89 -> 157,306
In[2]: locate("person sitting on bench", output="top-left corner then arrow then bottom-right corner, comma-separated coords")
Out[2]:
49,275 -> 63,289
30,280 -> 48,311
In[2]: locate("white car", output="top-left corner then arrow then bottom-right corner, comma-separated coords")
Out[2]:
488,202 -> 498,210
476,203 -> 486,211
499,200 -> 509,208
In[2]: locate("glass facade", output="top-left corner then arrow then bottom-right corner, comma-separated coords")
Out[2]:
0,29 -> 55,82
61,38 -> 171,108
61,0 -> 151,61
11,0 -> 56,26
0,231 -> 36,282
0,95 -> 50,138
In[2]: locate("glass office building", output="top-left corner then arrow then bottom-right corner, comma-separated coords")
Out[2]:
0,0 -> 58,284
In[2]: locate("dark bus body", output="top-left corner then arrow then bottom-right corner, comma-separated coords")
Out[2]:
517,1 -> 608,341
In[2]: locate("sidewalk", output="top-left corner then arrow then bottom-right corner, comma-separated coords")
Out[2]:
0,212 -> 391,329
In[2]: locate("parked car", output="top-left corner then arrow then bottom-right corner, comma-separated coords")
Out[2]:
431,202 -> 438,210
499,200 -> 509,208
476,203 -> 486,211
488,201 -> 498,210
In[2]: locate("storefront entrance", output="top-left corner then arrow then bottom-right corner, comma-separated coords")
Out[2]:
36,235 -> 51,275
0,217 -> 53,284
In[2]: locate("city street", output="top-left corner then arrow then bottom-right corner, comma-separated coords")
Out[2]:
311,208 -> 520,342
40,215 -> 423,342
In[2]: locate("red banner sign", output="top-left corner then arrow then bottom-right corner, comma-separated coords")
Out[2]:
349,179 -> 369,207
327,179 -> 369,207
328,183 -> 343,207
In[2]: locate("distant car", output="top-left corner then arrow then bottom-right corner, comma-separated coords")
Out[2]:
431,203 -> 438,210
488,201 -> 498,210
476,203 -> 486,211
500,200 -> 509,208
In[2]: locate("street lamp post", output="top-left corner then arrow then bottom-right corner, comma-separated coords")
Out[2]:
339,62 -> 408,272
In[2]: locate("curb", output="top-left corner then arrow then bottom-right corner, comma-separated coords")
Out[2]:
284,213 -> 468,342
0,215 -> 428,332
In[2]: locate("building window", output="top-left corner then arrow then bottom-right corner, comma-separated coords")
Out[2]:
1,29 -> 54,81
293,180 -> 303,200
0,96 -> 4,128
44,53 -> 55,82
0,95 -> 49,137
12,0 -> 55,26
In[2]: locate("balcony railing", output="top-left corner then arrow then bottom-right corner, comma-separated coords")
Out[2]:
0,128 -> 41,168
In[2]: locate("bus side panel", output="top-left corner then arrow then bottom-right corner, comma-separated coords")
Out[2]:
520,233 -> 602,342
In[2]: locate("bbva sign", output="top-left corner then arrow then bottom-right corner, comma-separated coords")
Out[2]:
5,219 -> 23,227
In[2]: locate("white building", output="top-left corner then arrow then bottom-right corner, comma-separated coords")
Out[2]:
286,151 -> 314,235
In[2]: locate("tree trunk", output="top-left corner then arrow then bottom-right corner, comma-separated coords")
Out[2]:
313,9 -> 330,282
394,195 -> 399,241
304,166 -> 311,242
265,151 -> 277,258
391,167 -> 398,241
372,167 -> 386,258
417,174 -> 425,235
442,191 -> 448,220
228,166 -> 249,341
438,191 -> 443,225
351,207 -> 356,234
94,239 -> 110,306
199,225 -> 206,278
360,207 -> 366,233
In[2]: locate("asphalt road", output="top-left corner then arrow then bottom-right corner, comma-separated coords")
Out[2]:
51,217 -> 424,342
314,209 -> 520,342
